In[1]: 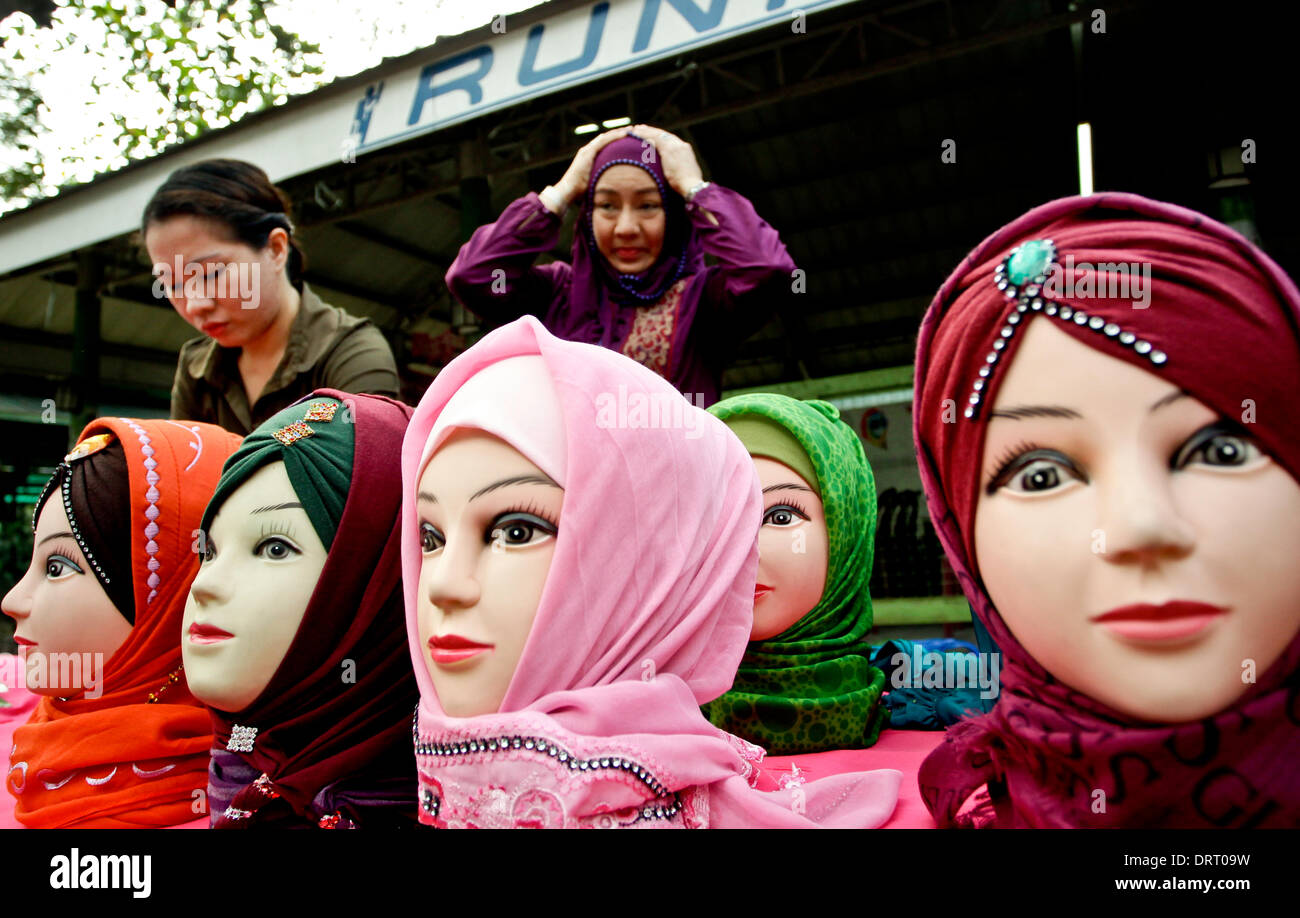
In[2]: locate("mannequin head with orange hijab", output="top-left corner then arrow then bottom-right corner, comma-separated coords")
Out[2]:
2,418 -> 240,828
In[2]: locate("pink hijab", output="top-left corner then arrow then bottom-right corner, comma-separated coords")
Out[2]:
401,316 -> 901,828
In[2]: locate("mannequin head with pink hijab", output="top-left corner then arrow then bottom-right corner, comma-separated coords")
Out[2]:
401,316 -> 901,828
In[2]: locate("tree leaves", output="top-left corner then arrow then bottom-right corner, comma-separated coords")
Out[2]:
0,0 -> 327,210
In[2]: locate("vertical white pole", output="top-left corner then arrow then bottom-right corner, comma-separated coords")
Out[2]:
1077,122 -> 1094,195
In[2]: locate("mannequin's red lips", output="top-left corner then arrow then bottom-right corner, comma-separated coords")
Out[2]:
12,636 -> 36,647
188,622 -> 234,644
201,321 -> 228,336
754,584 -> 773,601
1092,601 -> 1228,642
429,634 -> 493,665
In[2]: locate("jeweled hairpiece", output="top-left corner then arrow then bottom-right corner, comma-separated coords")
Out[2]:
272,420 -> 315,446
64,433 -> 114,463
31,432 -> 118,586
303,401 -> 339,422
964,238 -> 1168,420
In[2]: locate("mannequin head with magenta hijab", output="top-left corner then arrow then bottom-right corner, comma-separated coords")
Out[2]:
914,193 -> 1300,828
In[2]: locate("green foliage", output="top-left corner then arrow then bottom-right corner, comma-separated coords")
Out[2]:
0,0 -> 327,209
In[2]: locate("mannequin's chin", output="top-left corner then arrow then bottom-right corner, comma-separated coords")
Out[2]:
185,674 -> 260,715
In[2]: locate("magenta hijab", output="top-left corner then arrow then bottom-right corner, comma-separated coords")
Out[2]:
914,192 -> 1300,828
401,316 -> 901,827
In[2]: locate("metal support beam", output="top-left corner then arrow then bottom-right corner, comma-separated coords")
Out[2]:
69,249 -> 103,447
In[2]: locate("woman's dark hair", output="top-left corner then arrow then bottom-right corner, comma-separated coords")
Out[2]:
141,158 -> 307,289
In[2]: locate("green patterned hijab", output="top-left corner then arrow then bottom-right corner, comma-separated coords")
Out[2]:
702,395 -> 888,754
201,396 -> 355,550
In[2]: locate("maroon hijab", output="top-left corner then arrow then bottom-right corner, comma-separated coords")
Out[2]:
913,192 -> 1300,827
208,390 -> 419,828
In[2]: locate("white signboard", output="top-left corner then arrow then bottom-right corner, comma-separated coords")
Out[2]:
344,0 -> 860,156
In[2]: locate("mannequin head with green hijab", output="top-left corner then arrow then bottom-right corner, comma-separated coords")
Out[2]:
703,395 -> 888,754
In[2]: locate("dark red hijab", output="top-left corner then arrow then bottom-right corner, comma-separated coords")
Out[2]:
913,192 -> 1300,827
206,390 -> 419,828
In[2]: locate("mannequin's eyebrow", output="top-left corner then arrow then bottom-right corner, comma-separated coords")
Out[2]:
1149,390 -> 1189,412
471,475 -> 561,501
251,502 -> 304,513
37,531 -> 75,547
418,476 -> 562,506
989,405 -> 1083,421
762,484 -> 815,494
990,390 -> 1189,421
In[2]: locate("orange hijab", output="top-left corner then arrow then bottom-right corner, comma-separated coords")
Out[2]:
9,418 -> 241,827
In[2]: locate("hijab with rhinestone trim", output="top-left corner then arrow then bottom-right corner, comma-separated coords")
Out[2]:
913,192 -> 1300,827
402,316 -> 902,828
200,391 -> 420,828
10,418 -> 241,828
701,394 -> 888,755
30,435 -> 134,623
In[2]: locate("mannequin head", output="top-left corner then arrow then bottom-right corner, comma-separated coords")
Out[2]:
914,196 -> 1300,735
702,394 -> 882,753
416,432 -> 563,718
752,457 -> 828,641
183,461 -> 327,712
3,496 -> 130,695
974,318 -> 1300,722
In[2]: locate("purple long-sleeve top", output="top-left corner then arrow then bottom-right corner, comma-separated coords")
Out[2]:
444,184 -> 797,405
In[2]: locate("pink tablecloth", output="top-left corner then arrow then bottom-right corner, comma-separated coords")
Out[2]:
757,727 -> 944,828
1,654 -> 41,829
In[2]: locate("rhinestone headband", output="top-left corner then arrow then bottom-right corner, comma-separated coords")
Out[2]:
31,433 -> 117,586
964,239 -> 1168,419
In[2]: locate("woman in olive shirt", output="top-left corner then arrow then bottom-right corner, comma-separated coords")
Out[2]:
143,159 -> 400,435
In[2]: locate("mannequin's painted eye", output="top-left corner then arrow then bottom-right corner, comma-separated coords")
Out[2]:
489,513 -> 556,549
483,507 -> 553,543
44,553 -> 82,580
987,446 -> 1086,496
762,503 -> 808,527
254,537 -> 300,561
1004,459 -> 1081,494
420,522 -> 445,554
1174,424 -> 1262,471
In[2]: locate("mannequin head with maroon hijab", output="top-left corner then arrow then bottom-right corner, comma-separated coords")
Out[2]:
184,390 -> 419,828
914,192 -> 1300,828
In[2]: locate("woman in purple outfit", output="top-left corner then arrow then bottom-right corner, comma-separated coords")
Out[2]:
444,125 -> 797,406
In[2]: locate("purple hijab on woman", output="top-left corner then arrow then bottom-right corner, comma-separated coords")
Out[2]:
570,133 -> 705,315
444,133 -> 796,405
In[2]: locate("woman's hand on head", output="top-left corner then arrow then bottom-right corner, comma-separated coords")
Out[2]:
629,124 -> 704,197
553,127 -> 630,207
